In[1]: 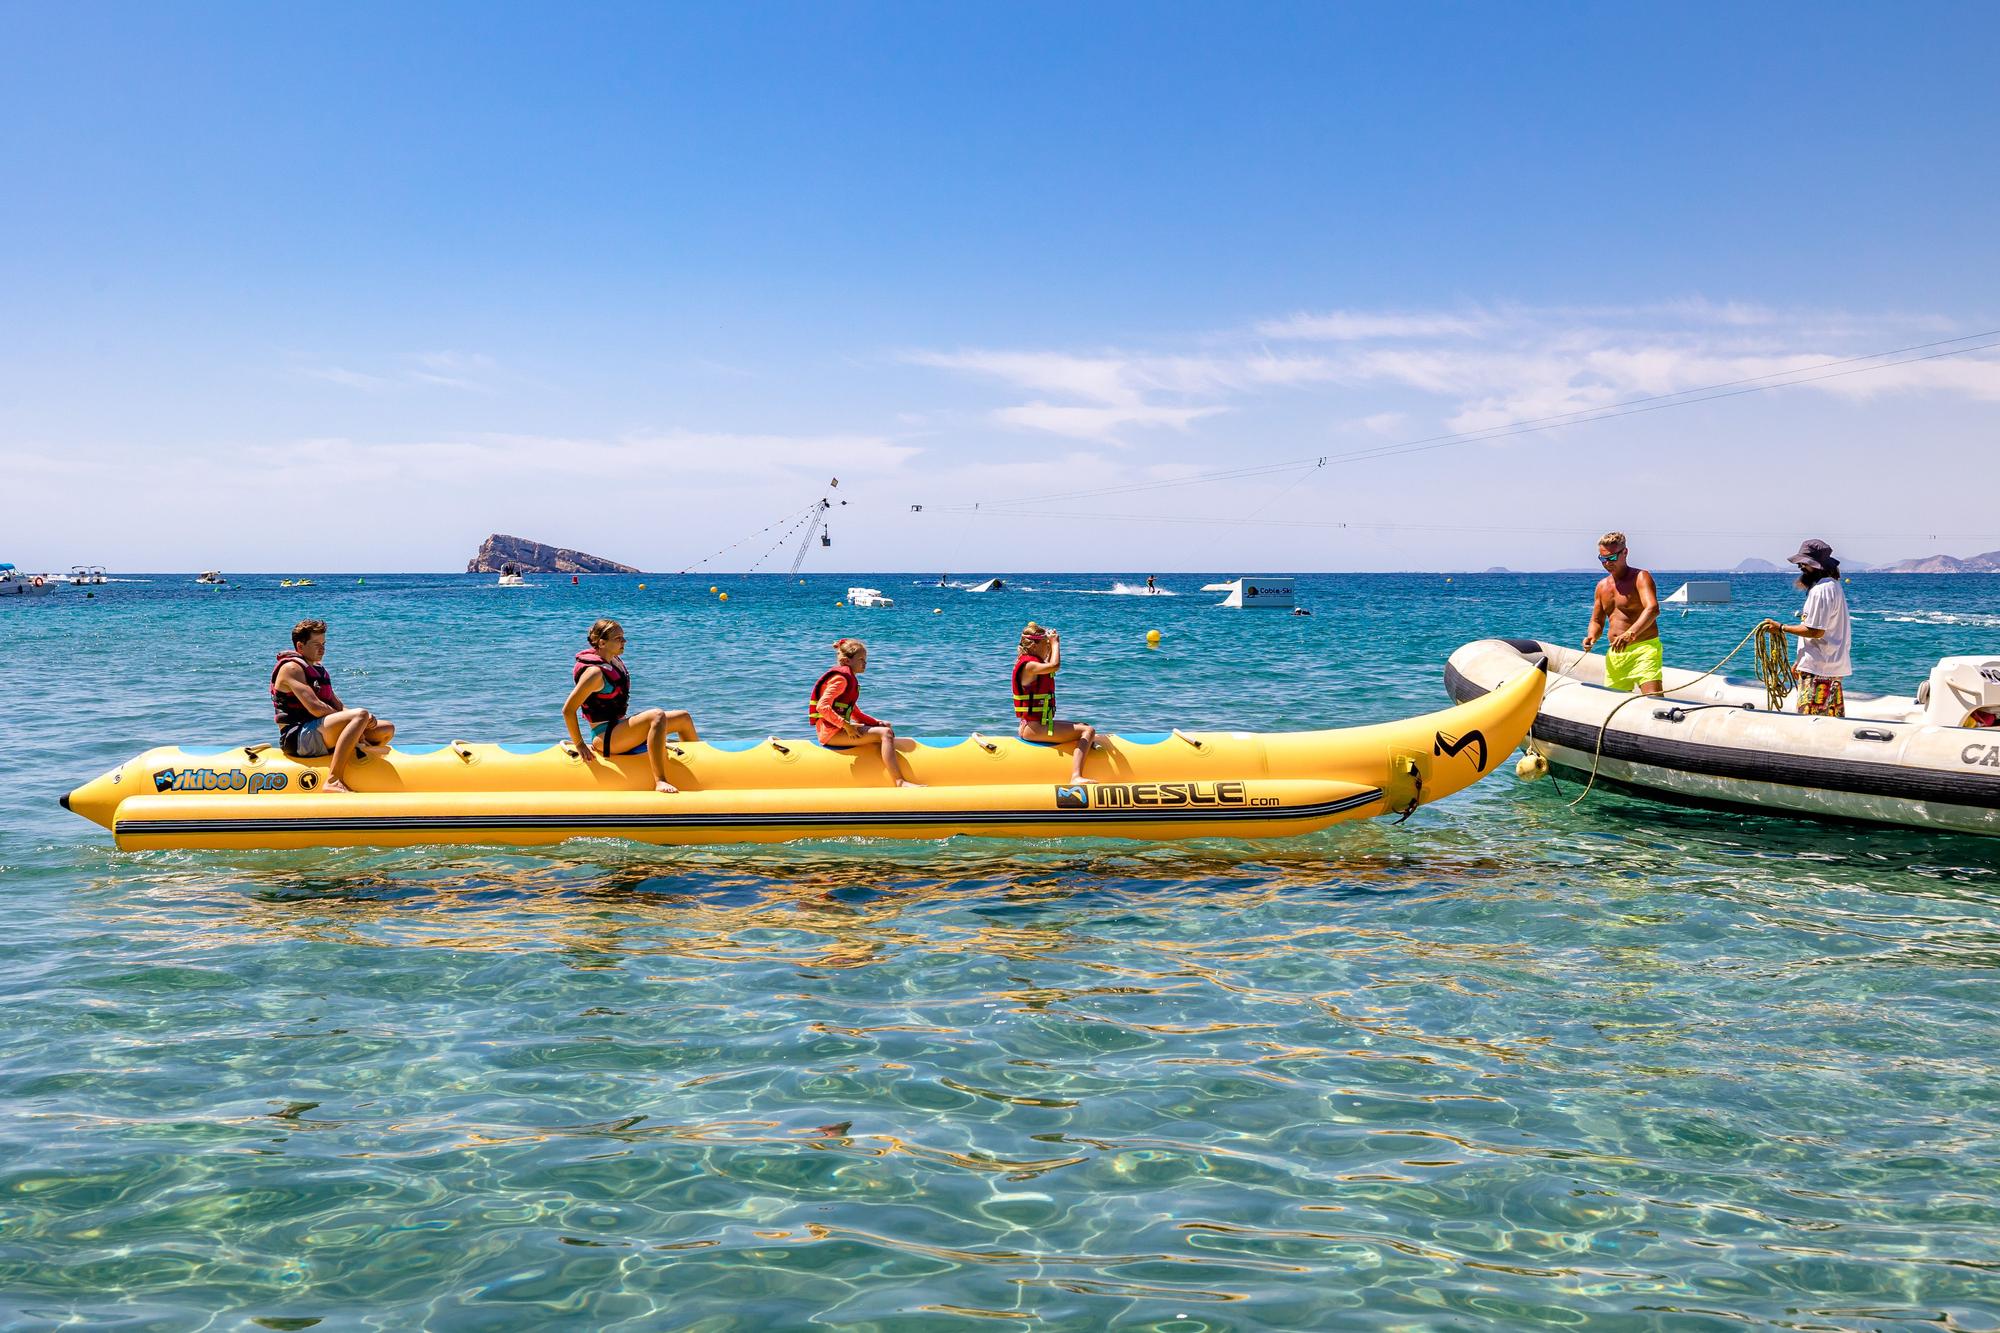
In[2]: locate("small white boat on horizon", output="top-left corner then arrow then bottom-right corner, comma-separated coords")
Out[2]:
497,568 -> 528,587
847,586 -> 895,608
195,571 -> 227,586
966,577 -> 1006,593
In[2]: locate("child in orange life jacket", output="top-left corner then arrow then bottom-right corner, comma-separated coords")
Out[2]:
271,617 -> 395,793
810,638 -> 920,786
564,618 -> 700,794
1013,622 -> 1099,783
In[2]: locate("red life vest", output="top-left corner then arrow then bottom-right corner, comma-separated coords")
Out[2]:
271,650 -> 336,730
573,649 -> 631,726
1013,652 -> 1056,728
810,664 -> 861,729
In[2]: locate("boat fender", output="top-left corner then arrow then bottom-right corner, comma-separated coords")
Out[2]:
1516,751 -> 1550,782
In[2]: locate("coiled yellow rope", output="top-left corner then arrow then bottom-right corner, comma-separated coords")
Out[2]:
1555,621 -> 1798,808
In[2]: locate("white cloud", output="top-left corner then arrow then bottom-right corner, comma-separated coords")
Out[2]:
1255,309 -> 1493,340
301,366 -> 395,391
294,350 -> 500,393
241,430 -> 922,484
995,401 -> 1221,440
907,302 -> 2000,455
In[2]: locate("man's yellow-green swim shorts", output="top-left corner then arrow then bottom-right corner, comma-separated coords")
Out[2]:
1604,636 -> 1664,692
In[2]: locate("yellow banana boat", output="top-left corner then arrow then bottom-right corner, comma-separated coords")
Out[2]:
61,662 -> 1544,850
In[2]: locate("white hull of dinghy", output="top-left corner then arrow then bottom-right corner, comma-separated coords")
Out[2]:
1445,638 -> 2000,838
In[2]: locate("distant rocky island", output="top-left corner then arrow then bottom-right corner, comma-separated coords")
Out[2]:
466,534 -> 641,575
1731,557 -> 1781,574
1876,549 -> 2000,574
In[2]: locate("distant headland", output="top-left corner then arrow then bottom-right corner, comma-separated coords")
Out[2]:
466,534 -> 640,575
1874,549 -> 2000,574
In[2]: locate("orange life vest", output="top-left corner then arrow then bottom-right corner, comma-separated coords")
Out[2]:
810,664 -> 861,728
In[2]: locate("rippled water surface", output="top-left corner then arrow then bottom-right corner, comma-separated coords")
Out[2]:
4,571 -> 1998,1329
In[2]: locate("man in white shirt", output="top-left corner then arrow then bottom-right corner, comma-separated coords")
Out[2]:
1763,538 -> 1851,717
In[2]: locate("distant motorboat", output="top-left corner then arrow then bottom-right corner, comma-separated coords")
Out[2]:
847,586 -> 895,608
967,577 -> 1006,593
68,565 -> 107,586
497,566 -> 528,587
280,578 -> 317,588
195,571 -> 227,585
1,563 -> 57,598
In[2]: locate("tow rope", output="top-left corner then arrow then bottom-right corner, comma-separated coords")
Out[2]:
1550,621 -> 1797,809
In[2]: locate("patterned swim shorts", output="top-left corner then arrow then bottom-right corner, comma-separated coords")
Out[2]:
1797,672 -> 1846,718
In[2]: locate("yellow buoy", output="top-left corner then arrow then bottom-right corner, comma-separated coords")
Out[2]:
932,608 -> 941,614
637,583 -> 646,590
1146,629 -> 1162,647
710,586 -> 718,594
835,601 -> 844,608
719,592 -> 729,602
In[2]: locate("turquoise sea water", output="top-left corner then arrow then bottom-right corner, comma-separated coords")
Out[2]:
3,571 -> 1998,1330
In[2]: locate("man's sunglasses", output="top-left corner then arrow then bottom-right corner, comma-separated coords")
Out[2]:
1598,552 -> 1625,564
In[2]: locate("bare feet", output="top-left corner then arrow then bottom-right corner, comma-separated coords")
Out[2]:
359,743 -> 391,758
896,778 -> 924,788
325,778 -> 353,793
654,779 -> 679,794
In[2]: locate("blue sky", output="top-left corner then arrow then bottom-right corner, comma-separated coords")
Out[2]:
4,2 -> 1997,572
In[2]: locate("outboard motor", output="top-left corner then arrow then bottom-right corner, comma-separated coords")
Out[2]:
1922,657 -> 2000,727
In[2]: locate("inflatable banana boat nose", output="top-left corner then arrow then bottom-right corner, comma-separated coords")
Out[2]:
62,662 -> 1544,851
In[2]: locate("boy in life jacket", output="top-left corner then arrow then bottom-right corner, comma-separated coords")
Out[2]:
271,618 -> 396,793
564,618 -> 700,794
1012,622 -> 1099,783
810,638 -> 920,786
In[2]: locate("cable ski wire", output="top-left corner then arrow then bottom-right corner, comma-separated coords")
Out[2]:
679,500 -> 824,574
938,507 -> 2000,543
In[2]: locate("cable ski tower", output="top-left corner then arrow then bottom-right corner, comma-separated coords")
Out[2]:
679,478 -> 846,576
789,496 -> 834,576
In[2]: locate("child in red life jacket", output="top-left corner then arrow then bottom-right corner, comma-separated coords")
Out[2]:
809,638 -> 920,786
1013,622 -> 1099,783
564,618 -> 700,794
271,617 -> 396,793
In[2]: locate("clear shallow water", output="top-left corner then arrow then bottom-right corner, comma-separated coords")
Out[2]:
3,571 -> 1998,1330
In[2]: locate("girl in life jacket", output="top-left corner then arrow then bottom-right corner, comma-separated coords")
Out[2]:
1012,622 -> 1099,783
564,618 -> 701,794
810,638 -> 920,786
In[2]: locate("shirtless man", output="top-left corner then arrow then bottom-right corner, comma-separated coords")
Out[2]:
271,619 -> 396,792
1581,531 -> 1663,695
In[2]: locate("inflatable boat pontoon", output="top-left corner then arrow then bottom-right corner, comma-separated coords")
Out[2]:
1447,638 -> 2000,838
62,663 -> 1544,851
